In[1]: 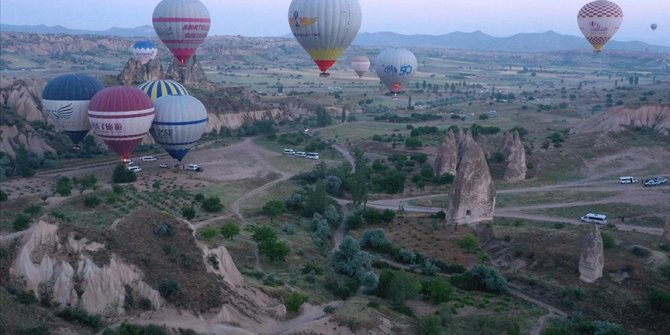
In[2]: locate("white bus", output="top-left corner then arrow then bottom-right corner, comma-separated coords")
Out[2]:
619,176 -> 637,184
580,213 -> 607,225
306,152 -> 320,160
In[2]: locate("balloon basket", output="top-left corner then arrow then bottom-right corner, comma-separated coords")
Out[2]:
319,72 -> 331,78
71,145 -> 81,151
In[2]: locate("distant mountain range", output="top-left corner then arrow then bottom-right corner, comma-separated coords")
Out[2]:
2,23 -> 668,53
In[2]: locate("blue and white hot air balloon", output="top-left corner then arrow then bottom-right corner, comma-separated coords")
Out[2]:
132,40 -> 158,64
138,79 -> 188,101
42,74 -> 104,146
151,95 -> 208,161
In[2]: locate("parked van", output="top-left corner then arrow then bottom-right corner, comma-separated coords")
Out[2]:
127,166 -> 142,173
580,213 -> 607,225
283,149 -> 295,155
185,164 -> 203,172
141,156 -> 158,162
295,151 -> 306,158
306,152 -> 320,160
619,176 -> 637,184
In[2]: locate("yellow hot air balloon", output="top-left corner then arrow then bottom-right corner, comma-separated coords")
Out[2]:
288,0 -> 362,77
577,0 -> 623,52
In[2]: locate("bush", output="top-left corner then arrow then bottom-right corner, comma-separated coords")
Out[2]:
200,227 -> 218,240
648,289 -> 670,313
83,196 -> 101,208
55,177 -> 72,196
420,315 -> 445,335
252,225 -> 277,243
324,275 -> 359,299
13,214 -> 31,231
0,189 -> 7,202
102,324 -> 167,335
262,200 -> 286,222
360,229 -> 392,251
324,175 -> 343,196
158,278 -> 181,299
457,234 -> 479,252
23,204 -> 42,215
56,308 -> 101,329
284,292 -> 308,313
259,239 -> 290,262
182,206 -> 195,220
450,264 -> 508,294
344,207 -> 364,230
201,196 -> 223,212
220,223 -> 240,239
112,164 -> 136,184
631,246 -> 651,257
421,278 -> 453,304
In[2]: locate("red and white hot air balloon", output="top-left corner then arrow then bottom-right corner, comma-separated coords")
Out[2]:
153,0 -> 211,65
577,0 -> 623,52
88,87 -> 155,161
350,56 -> 370,78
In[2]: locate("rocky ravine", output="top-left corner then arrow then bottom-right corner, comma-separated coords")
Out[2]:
571,104 -> 670,136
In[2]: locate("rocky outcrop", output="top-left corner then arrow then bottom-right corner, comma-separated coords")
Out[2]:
498,130 -> 527,182
579,224 -> 604,283
434,129 -> 459,176
571,105 -> 670,136
165,56 -> 212,89
446,130 -> 496,225
1,77 -> 46,122
118,58 -> 164,85
1,32 -> 131,57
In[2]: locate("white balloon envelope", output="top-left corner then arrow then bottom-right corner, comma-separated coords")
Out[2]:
577,0 -> 623,52
374,48 -> 417,96
150,95 -> 208,161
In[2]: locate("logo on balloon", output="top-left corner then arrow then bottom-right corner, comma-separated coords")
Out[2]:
48,104 -> 73,120
399,65 -> 413,76
291,10 -> 318,28
589,21 -> 608,33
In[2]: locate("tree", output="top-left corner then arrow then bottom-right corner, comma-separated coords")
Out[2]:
405,137 -> 423,149
15,145 -> 34,177
331,236 -> 377,291
112,164 -> 136,184
388,271 -> 421,305
315,105 -> 333,127
324,175 -> 343,196
263,200 -> 286,223
421,278 -> 453,303
182,206 -> 196,220
200,227 -> 218,240
253,225 -> 277,243
350,150 -> 369,206
305,180 -> 328,216
284,292 -> 308,313
201,196 -> 223,212
220,223 -> 240,239
54,177 -> 72,196
260,239 -> 290,262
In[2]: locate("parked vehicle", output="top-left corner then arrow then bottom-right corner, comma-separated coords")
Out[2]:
295,151 -> 306,158
141,156 -> 158,162
306,152 -> 320,160
283,149 -> 295,155
580,213 -> 607,225
644,176 -> 668,187
619,176 -> 637,184
159,163 -> 169,168
127,165 -> 142,173
186,164 -> 203,172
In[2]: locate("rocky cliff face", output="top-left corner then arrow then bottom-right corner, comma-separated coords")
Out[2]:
165,57 -> 212,89
498,130 -> 527,182
571,104 -> 670,136
118,58 -> 164,85
434,129 -> 459,176
446,130 -> 496,225
1,32 -> 132,57
1,77 -> 46,122
579,224 -> 604,283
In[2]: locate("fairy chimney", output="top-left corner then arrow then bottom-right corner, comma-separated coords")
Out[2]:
434,129 -> 459,176
579,224 -> 604,283
446,130 -> 496,225
498,130 -> 527,182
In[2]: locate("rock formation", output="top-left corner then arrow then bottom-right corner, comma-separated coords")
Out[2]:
165,56 -> 211,89
498,130 -> 527,182
446,130 -> 496,225
571,104 -> 670,136
1,77 -> 46,122
579,224 -> 604,283
118,58 -> 164,85
434,129 -> 459,176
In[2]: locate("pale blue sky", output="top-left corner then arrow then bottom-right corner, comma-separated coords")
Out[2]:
1,0 -> 668,45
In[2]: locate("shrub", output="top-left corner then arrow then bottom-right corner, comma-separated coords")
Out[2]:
344,207 -> 364,230
201,196 -> 223,212
360,229 -> 391,251
23,204 -> 42,215
662,265 -> 670,281
420,315 -> 446,335
262,200 -> 286,222
220,223 -> 240,239
457,234 -> 479,252
194,193 -> 205,202
182,206 -> 195,220
102,324 -> 167,335
284,292 -> 308,313
200,227 -> 218,240
13,214 -> 31,231
648,289 -> 670,313
112,164 -> 136,184
324,275 -> 359,300
56,308 -> 101,329
421,278 -> 453,304
83,196 -> 101,208
324,175 -> 343,196
55,177 -> 72,196
158,278 -> 181,299
450,264 -> 508,294
631,246 -> 651,257
323,305 -> 336,314
252,225 -> 277,243
259,239 -> 290,262
0,189 -> 7,202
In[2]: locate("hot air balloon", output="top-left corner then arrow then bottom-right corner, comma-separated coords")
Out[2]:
374,48 -> 417,97
350,56 -> 370,78
138,79 -> 188,101
650,23 -> 658,31
132,40 -> 158,64
577,0 -> 624,52
288,0 -> 362,77
88,87 -> 155,161
151,95 -> 207,161
153,0 -> 210,65
42,74 -> 104,147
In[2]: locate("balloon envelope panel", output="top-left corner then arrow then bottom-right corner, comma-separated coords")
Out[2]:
88,87 -> 155,160
151,95 -> 207,161
42,74 -> 104,144
288,0 -> 362,73
138,79 -> 188,101
132,40 -> 158,64
153,0 -> 210,64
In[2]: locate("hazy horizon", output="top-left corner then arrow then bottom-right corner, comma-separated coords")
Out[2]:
1,0 -> 668,46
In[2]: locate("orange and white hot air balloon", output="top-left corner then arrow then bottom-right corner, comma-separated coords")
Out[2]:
288,0 -> 362,77
350,56 -> 370,78
577,0 -> 623,52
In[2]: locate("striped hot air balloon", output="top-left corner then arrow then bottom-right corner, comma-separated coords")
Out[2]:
375,48 -> 417,97
153,0 -> 210,65
151,95 -> 207,161
138,79 -> 188,101
577,1 -> 624,52
42,74 -> 104,146
350,56 -> 370,78
88,87 -> 155,161
288,0 -> 362,77
132,40 -> 158,64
